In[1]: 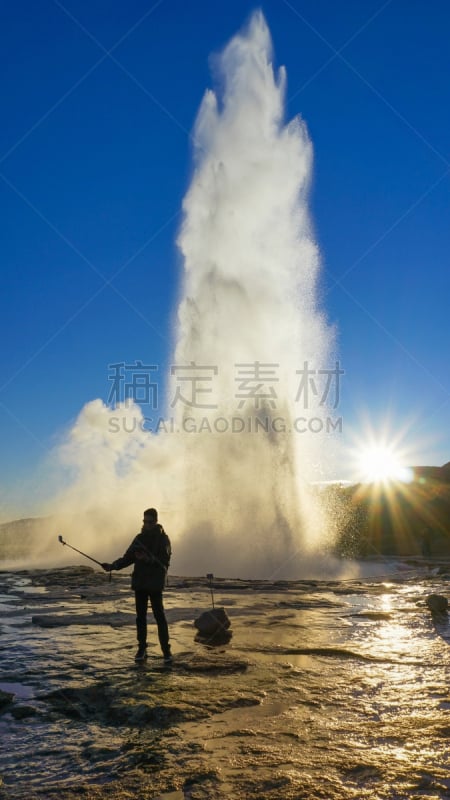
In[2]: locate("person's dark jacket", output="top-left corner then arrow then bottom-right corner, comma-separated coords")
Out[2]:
110,522 -> 171,593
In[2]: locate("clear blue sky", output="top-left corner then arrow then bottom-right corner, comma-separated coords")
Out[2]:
1,0 -> 449,516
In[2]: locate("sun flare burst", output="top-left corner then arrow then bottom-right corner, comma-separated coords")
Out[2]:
348,423 -> 416,486
357,444 -> 412,484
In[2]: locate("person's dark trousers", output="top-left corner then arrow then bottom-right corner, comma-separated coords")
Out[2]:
135,590 -> 170,654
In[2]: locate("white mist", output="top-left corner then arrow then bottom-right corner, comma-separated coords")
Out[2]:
48,11 -> 336,578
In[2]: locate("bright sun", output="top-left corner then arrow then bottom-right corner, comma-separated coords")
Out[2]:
357,444 -> 412,484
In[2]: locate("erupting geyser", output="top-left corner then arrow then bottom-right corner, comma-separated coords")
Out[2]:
170,11 -> 334,572
52,11 -> 336,578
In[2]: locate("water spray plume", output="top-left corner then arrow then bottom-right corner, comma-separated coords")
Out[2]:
170,10 -> 335,572
49,11 -> 337,579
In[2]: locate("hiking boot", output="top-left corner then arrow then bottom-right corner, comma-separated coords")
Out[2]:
135,645 -> 147,662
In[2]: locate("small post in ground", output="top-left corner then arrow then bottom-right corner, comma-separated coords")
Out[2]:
206,573 -> 215,608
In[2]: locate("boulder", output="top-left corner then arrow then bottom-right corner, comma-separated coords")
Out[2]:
0,689 -> 14,711
426,594 -> 449,613
194,607 -> 231,637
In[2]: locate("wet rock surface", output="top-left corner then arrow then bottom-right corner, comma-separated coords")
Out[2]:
0,562 -> 450,798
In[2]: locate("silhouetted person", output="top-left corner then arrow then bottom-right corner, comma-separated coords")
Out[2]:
102,508 -> 172,662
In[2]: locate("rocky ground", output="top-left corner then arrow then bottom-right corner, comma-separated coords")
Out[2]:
1,562 -> 450,799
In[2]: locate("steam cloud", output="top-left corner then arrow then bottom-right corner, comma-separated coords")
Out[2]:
43,11 -> 337,578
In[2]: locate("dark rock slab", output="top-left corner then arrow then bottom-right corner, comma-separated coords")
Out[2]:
10,705 -> 36,719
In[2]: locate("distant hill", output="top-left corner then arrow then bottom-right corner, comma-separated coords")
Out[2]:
332,462 -> 450,558
0,517 -> 51,561
413,462 -> 450,483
